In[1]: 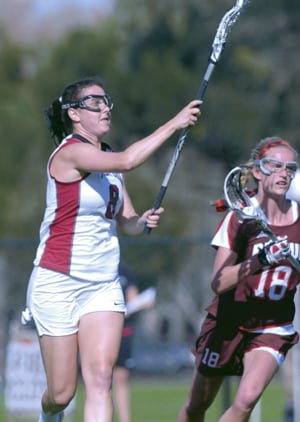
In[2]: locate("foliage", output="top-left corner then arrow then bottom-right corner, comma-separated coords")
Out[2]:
0,6 -> 297,412
1,1 -> 300,235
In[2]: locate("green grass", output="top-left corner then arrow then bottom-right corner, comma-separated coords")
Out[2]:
0,373 -> 285,422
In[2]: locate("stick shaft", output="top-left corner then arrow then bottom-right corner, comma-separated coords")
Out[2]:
143,63 -> 215,234
144,0 -> 248,234
256,219 -> 300,274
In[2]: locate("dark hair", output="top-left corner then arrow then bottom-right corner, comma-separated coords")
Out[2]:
45,76 -> 105,145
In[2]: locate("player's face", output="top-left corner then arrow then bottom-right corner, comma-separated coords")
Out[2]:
255,146 -> 298,198
72,85 -> 112,138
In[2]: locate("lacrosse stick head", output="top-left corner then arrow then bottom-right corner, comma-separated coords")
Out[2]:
287,169 -> 300,202
236,0 -> 248,7
224,166 -> 257,219
211,0 -> 248,63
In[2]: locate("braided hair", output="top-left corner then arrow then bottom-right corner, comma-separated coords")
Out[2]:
44,76 -> 105,145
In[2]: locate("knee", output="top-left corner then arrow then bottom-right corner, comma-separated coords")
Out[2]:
84,366 -> 113,393
46,384 -> 76,409
233,388 -> 259,414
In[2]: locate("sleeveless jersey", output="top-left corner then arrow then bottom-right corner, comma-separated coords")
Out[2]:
206,200 -> 300,334
34,135 -> 124,282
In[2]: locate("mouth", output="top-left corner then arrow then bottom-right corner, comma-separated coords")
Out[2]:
276,180 -> 289,190
101,115 -> 111,123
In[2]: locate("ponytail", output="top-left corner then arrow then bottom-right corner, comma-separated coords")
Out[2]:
45,97 -> 69,145
211,164 -> 257,213
44,76 -> 106,145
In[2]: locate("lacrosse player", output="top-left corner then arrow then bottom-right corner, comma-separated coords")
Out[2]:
22,76 -> 201,422
178,136 -> 300,422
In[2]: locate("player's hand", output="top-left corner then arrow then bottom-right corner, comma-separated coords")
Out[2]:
143,207 -> 164,230
258,236 -> 291,266
173,100 -> 202,130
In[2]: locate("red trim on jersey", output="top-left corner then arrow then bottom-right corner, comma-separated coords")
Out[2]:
39,180 -> 80,274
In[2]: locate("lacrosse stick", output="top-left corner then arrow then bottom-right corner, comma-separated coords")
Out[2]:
224,166 -> 300,273
144,0 -> 248,234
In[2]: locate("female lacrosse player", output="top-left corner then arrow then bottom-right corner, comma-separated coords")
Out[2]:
22,75 -> 201,422
178,136 -> 300,422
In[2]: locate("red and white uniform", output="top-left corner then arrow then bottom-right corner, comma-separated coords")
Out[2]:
207,200 -> 300,335
34,136 -> 123,282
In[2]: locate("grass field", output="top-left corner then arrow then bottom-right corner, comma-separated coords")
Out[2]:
0,372 -> 285,422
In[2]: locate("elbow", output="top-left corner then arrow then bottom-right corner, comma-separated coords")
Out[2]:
211,278 -> 235,295
211,280 -> 222,295
211,274 -> 231,295
211,269 -> 223,294
121,155 -> 138,172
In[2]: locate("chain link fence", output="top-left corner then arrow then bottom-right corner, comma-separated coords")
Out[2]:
0,235 -> 215,385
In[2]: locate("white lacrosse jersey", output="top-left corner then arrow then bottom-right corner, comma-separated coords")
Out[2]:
34,135 -> 124,282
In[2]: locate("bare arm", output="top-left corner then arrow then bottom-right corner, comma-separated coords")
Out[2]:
116,182 -> 164,235
211,246 -> 262,294
51,100 -> 201,181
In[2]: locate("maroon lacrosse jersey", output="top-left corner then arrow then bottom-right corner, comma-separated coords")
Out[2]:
206,201 -> 300,334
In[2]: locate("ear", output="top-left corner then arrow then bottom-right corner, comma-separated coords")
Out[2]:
252,165 -> 262,181
67,108 -> 80,123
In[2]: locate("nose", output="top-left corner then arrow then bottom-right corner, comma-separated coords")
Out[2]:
279,167 -> 292,178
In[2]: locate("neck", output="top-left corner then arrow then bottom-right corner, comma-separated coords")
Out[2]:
72,131 -> 102,148
256,194 -> 292,226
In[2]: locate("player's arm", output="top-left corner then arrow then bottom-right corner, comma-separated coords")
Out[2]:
117,182 -> 164,234
211,246 -> 261,294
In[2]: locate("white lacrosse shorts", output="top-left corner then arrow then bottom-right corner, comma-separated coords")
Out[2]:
26,266 -> 126,336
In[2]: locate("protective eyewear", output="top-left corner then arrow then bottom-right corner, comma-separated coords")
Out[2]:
254,158 -> 298,177
61,94 -> 113,112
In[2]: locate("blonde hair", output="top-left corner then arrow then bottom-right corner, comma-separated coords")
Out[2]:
211,136 -> 298,211
240,136 -> 298,189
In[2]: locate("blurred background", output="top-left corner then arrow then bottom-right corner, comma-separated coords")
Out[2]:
0,0 -> 299,420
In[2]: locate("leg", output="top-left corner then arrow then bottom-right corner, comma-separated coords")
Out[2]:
79,311 -> 124,422
218,349 -> 279,422
113,366 -> 131,422
39,334 -> 78,417
177,369 -> 224,422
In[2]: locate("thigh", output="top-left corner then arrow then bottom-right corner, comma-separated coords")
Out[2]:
236,348 -> 279,401
195,315 -> 244,377
39,334 -> 78,396
78,311 -> 124,378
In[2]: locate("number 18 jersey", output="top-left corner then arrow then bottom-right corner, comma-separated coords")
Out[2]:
207,200 -> 300,334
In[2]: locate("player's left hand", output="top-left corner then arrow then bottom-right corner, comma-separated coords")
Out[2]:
258,236 -> 291,266
143,207 -> 164,230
